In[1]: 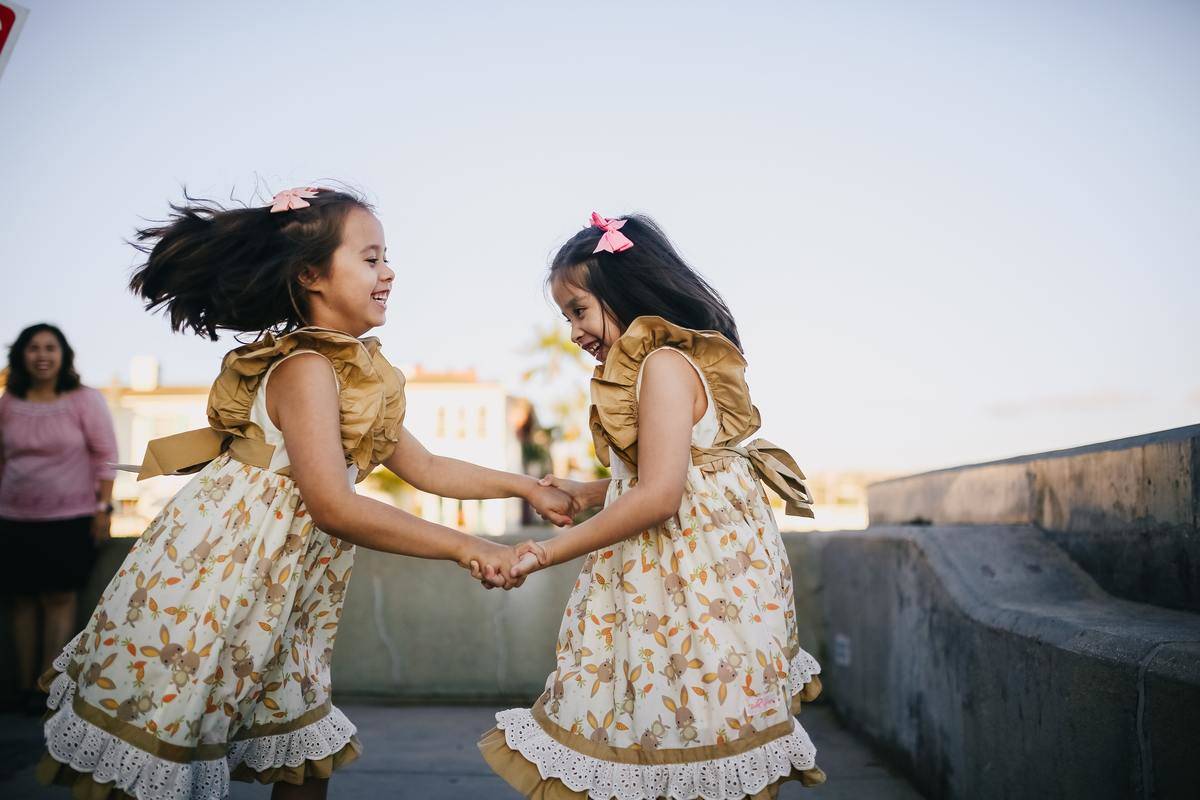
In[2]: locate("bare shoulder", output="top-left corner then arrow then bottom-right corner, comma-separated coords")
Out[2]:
641,348 -> 704,396
269,351 -> 334,385
640,348 -> 707,426
266,352 -> 338,424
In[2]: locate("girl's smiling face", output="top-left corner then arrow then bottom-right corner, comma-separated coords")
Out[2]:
551,274 -> 623,363
303,207 -> 395,336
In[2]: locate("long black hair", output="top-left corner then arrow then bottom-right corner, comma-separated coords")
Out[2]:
548,213 -> 742,350
6,323 -> 82,398
130,187 -> 373,340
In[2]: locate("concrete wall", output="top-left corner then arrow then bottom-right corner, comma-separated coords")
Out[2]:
811,425 -> 1200,799
0,534 -> 581,707
329,534 -> 582,702
1,532 -> 828,707
328,532 -> 833,703
867,424 -> 1200,612
6,424 -> 1198,800
791,525 -> 1200,800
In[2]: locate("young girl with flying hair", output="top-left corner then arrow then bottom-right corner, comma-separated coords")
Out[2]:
37,187 -> 571,800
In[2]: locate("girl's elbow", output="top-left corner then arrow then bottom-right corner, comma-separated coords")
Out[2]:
644,487 -> 684,525
304,494 -> 348,534
306,504 -> 338,534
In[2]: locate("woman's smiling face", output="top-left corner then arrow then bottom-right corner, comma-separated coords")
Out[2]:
24,330 -> 63,384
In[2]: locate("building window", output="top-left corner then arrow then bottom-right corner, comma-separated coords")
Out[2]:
477,407 -> 487,438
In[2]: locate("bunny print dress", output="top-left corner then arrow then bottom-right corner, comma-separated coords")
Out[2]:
480,317 -> 826,800
36,328 -> 406,800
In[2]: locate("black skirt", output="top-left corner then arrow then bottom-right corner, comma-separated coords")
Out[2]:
0,515 -> 96,594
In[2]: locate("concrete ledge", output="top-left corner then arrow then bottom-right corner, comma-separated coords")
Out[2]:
867,425 -> 1200,610
331,533 -> 585,701
1,532 -> 830,706
804,524 -> 1200,800
330,531 -> 832,703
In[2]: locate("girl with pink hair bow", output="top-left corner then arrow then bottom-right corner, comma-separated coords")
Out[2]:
478,212 -> 825,798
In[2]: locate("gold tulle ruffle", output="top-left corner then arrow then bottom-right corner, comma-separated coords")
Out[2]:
589,316 -> 761,470
589,316 -> 814,517
134,327 -> 406,483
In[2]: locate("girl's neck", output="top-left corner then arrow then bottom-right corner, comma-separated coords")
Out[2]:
302,316 -> 370,339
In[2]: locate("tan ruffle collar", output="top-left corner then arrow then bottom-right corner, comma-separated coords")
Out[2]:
588,316 -> 814,517
208,327 -> 406,480
133,327 -> 405,484
589,315 -> 761,469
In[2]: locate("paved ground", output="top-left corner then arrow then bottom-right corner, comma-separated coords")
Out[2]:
2,703 -> 924,799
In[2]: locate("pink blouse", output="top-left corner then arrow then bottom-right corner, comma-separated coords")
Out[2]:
0,387 -> 118,521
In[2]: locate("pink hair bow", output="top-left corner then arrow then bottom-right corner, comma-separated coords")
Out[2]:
269,187 -> 320,213
590,212 -> 634,254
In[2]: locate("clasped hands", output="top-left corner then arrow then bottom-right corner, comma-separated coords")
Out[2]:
461,475 -> 585,590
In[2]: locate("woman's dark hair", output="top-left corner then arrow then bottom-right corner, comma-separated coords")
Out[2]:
6,323 -> 82,398
130,188 -> 373,340
548,214 -> 742,350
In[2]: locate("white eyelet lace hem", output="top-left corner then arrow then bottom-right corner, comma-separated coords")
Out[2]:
51,630 -> 85,673
490,650 -> 822,800
493,707 -> 818,800
43,672 -> 357,800
787,648 -> 821,698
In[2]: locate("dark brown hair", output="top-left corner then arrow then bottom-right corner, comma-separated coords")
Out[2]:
549,214 -> 742,350
6,323 -> 82,398
130,188 -> 373,340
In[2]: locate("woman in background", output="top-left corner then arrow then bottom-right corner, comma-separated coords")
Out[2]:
0,323 -> 118,714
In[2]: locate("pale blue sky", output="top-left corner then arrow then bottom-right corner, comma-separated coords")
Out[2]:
1,0 -> 1197,472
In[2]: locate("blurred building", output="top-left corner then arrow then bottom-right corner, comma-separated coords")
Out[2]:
774,470 -> 891,532
388,365 -> 532,535
100,360 -> 210,536
101,358 -> 536,538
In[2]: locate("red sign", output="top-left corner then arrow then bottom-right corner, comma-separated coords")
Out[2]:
0,3 -> 28,83
0,6 -> 15,54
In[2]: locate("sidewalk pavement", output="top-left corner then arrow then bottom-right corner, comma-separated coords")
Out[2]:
2,703 -> 924,799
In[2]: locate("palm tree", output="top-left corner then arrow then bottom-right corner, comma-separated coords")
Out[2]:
520,325 -> 603,478
520,325 -> 589,383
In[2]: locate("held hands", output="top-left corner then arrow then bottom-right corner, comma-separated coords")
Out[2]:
459,537 -> 525,590
525,480 -> 575,527
457,475 -> 574,591
510,539 -> 550,580
460,474 -> 579,591
464,538 -> 552,589
537,475 -> 590,519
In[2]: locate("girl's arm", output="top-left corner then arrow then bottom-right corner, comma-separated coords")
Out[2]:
270,354 -> 518,581
383,428 -> 573,526
514,349 -> 704,573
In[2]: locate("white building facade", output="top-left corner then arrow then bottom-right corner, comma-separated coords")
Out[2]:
103,360 -> 529,538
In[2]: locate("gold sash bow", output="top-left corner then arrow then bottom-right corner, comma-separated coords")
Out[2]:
127,428 -> 283,480
692,438 -> 815,518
